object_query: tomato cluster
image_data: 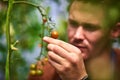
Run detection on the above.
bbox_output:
[29,63,43,76]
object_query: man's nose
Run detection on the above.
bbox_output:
[74,26,85,40]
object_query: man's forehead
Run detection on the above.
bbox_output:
[69,1,110,29]
[69,0,120,29]
[69,1,105,20]
[70,1,104,12]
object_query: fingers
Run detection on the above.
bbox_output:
[48,44,78,64]
[48,51,64,64]
[48,51,62,70]
[48,51,73,73]
[43,36,81,54]
[47,44,69,58]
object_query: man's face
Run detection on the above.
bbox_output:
[68,2,112,60]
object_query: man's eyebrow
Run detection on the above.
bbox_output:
[83,23,99,27]
[68,19,79,25]
[68,18,101,28]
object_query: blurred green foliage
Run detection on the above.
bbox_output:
[0,0,48,80]
[0,0,70,80]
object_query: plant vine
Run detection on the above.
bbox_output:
[5,0,57,80]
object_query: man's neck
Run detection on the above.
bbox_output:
[85,49,114,80]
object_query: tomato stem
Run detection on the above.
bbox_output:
[13,1,38,7]
[13,1,46,16]
[5,0,46,79]
[5,0,14,80]
[13,1,48,60]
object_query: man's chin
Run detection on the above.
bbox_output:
[82,53,88,60]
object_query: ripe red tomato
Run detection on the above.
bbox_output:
[51,30,58,39]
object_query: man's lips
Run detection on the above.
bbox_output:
[73,45,87,52]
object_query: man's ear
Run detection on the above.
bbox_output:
[111,22,120,38]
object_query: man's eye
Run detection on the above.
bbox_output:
[69,21,79,28]
[83,24,99,31]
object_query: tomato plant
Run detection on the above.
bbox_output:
[5,0,58,79]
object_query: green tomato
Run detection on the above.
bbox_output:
[30,70,36,75]
[30,63,36,70]
[36,69,43,76]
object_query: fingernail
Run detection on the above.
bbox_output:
[43,36,48,40]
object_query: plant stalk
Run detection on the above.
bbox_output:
[5,0,14,80]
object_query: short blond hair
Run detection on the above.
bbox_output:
[68,0,120,26]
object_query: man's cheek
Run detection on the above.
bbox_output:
[68,31,75,39]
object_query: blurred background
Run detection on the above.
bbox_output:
[0,0,71,80]
[0,0,120,80]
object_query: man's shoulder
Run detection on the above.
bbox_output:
[113,48,120,62]
[113,48,120,56]
[113,48,120,78]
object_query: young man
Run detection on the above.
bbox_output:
[29,0,120,80]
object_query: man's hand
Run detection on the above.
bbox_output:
[43,36,88,80]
